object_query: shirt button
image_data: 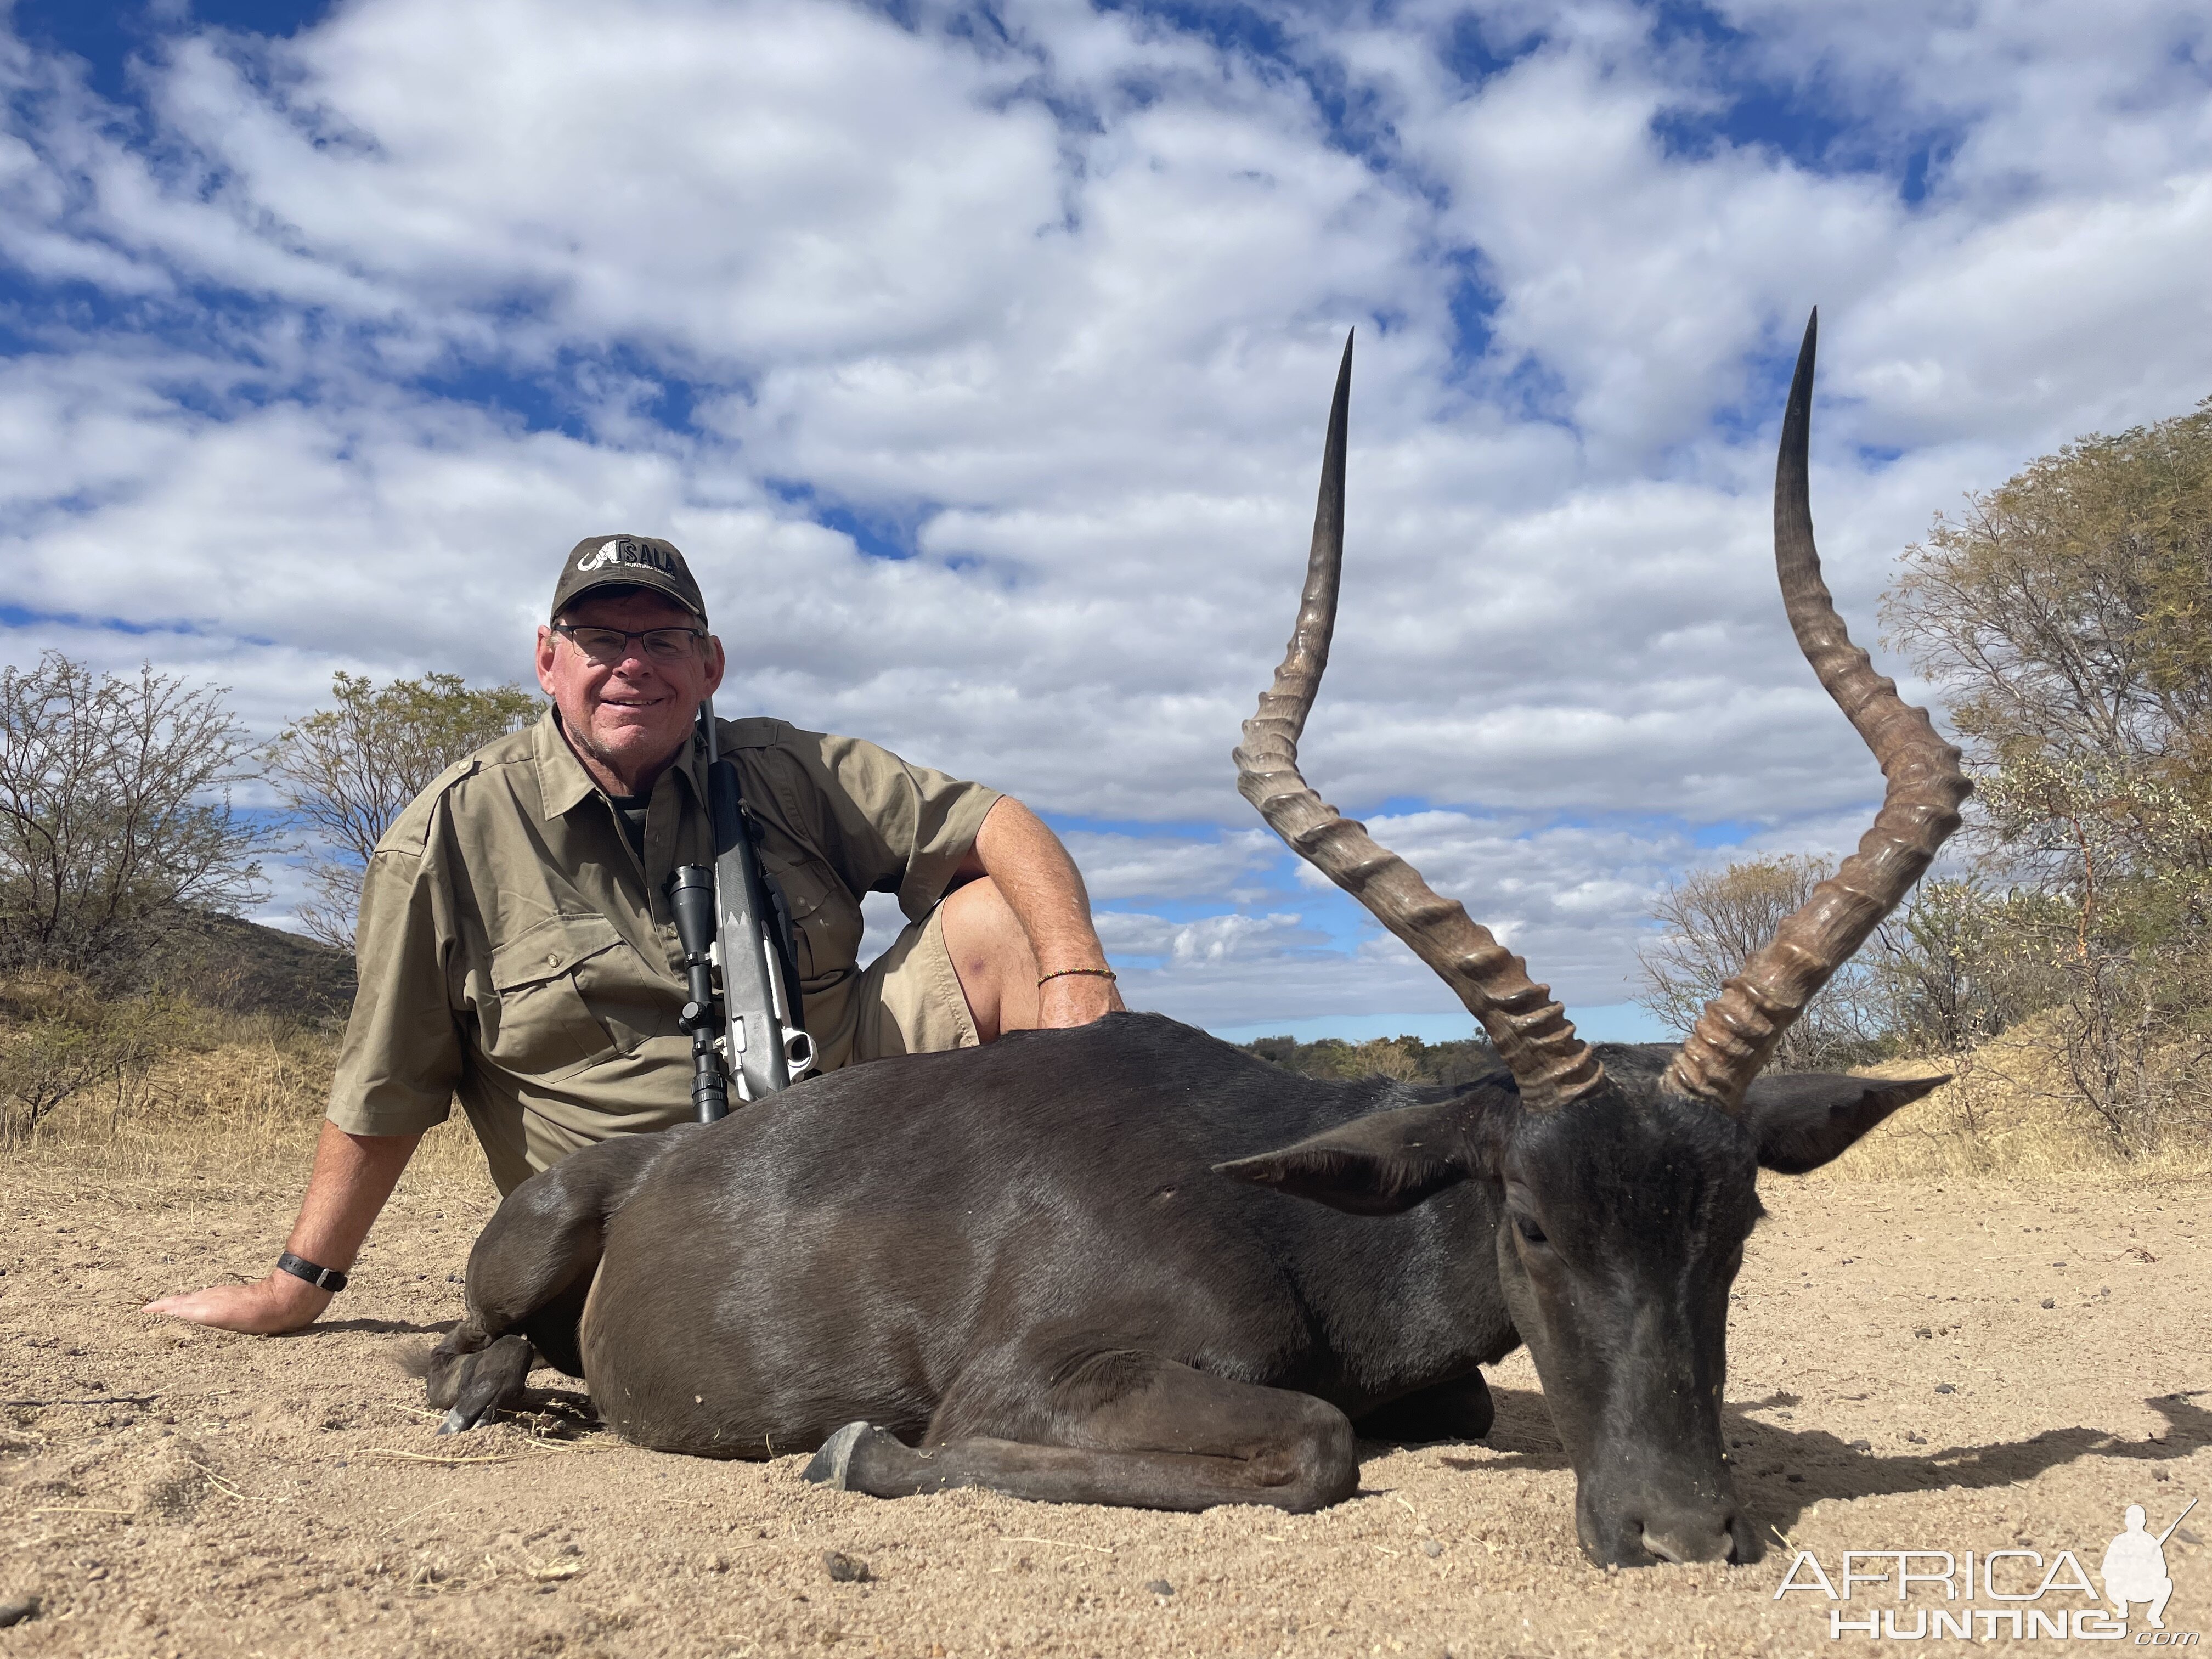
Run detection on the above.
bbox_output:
[547,952,560,966]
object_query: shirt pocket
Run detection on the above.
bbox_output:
[761,854,862,988]
[485,913,630,1081]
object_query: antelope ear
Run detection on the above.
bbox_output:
[1742,1073,1949,1175]
[1215,1101,1477,1216]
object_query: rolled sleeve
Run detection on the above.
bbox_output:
[325,844,463,1137]
[804,733,1001,921]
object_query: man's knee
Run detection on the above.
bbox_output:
[939,878,1038,1040]
[941,879,1029,971]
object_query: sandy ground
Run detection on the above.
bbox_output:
[2,1163,2205,1658]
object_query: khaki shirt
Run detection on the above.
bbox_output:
[326,710,999,1189]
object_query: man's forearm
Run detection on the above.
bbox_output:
[955,797,1124,1030]
[287,1121,425,1267]
[965,798,1110,972]
[144,1121,422,1334]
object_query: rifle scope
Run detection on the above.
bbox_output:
[667,863,730,1122]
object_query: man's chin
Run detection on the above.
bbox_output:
[580,718,689,773]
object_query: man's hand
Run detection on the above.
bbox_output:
[142,1122,422,1337]
[1037,969,1125,1030]
[143,1273,331,1335]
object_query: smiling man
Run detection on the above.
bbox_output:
[148,534,1122,1334]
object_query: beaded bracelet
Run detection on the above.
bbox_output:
[1037,967,1118,987]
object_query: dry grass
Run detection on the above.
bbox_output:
[8,990,2207,1192]
[1819,1015,2212,1182]
[1,995,493,1197]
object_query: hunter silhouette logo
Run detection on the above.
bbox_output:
[577,537,674,574]
[2104,1500,2194,1631]
[1776,1497,2199,1643]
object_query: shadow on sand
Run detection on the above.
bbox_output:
[1411,1383,2207,1538]
[275,1316,454,1337]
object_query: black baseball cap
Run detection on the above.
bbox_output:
[551,534,707,621]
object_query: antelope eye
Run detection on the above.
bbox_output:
[1514,1215,1548,1246]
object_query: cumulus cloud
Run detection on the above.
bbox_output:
[3,0,2206,1029]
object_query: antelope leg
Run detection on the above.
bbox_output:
[805,1352,1356,1514]
[427,1132,678,1425]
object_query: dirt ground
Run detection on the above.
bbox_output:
[2,1162,2205,1658]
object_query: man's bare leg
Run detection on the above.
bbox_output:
[939,876,1040,1041]
[939,799,1123,1039]
[142,1121,422,1334]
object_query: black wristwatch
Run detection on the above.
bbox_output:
[275,1251,348,1293]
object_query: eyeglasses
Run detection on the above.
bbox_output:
[551,624,706,664]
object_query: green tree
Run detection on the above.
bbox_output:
[0,653,273,981]
[267,672,539,949]
[1881,396,2212,1152]
[1867,878,2055,1057]
[1883,397,2212,782]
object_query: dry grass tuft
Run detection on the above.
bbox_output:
[1820,1015,2212,1182]
[12,983,2208,1191]
[2,983,490,1197]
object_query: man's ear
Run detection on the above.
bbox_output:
[1742,1072,1949,1175]
[1214,1100,1480,1216]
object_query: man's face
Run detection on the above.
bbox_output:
[535,588,725,791]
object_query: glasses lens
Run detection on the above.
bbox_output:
[565,627,627,661]
[642,629,699,659]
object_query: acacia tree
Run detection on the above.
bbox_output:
[1880,397,2212,1151]
[0,653,273,981]
[1883,397,2212,778]
[267,672,539,948]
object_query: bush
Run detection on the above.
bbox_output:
[0,972,200,1147]
[1240,1033,1499,1085]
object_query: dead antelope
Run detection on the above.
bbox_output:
[428,312,1963,1565]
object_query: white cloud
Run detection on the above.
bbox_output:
[1057,828,1280,900]
[2,0,2207,1028]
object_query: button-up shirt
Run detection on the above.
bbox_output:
[326,709,999,1190]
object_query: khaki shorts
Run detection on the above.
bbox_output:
[805,904,980,1073]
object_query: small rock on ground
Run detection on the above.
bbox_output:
[822,1551,872,1584]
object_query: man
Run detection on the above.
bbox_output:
[148,534,1122,1334]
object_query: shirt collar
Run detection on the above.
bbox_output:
[533,707,708,821]
[533,709,597,821]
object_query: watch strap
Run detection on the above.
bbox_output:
[275,1251,348,1293]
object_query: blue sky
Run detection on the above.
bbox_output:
[4,0,2209,1041]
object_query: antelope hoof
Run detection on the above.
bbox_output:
[803,1421,881,1489]
[435,1331,532,1434]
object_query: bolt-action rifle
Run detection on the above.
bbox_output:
[665,699,815,1120]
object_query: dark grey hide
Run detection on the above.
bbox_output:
[428,1012,1938,1565]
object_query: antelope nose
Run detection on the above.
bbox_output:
[1639,1518,1739,1565]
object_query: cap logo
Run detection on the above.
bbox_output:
[577,537,676,575]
